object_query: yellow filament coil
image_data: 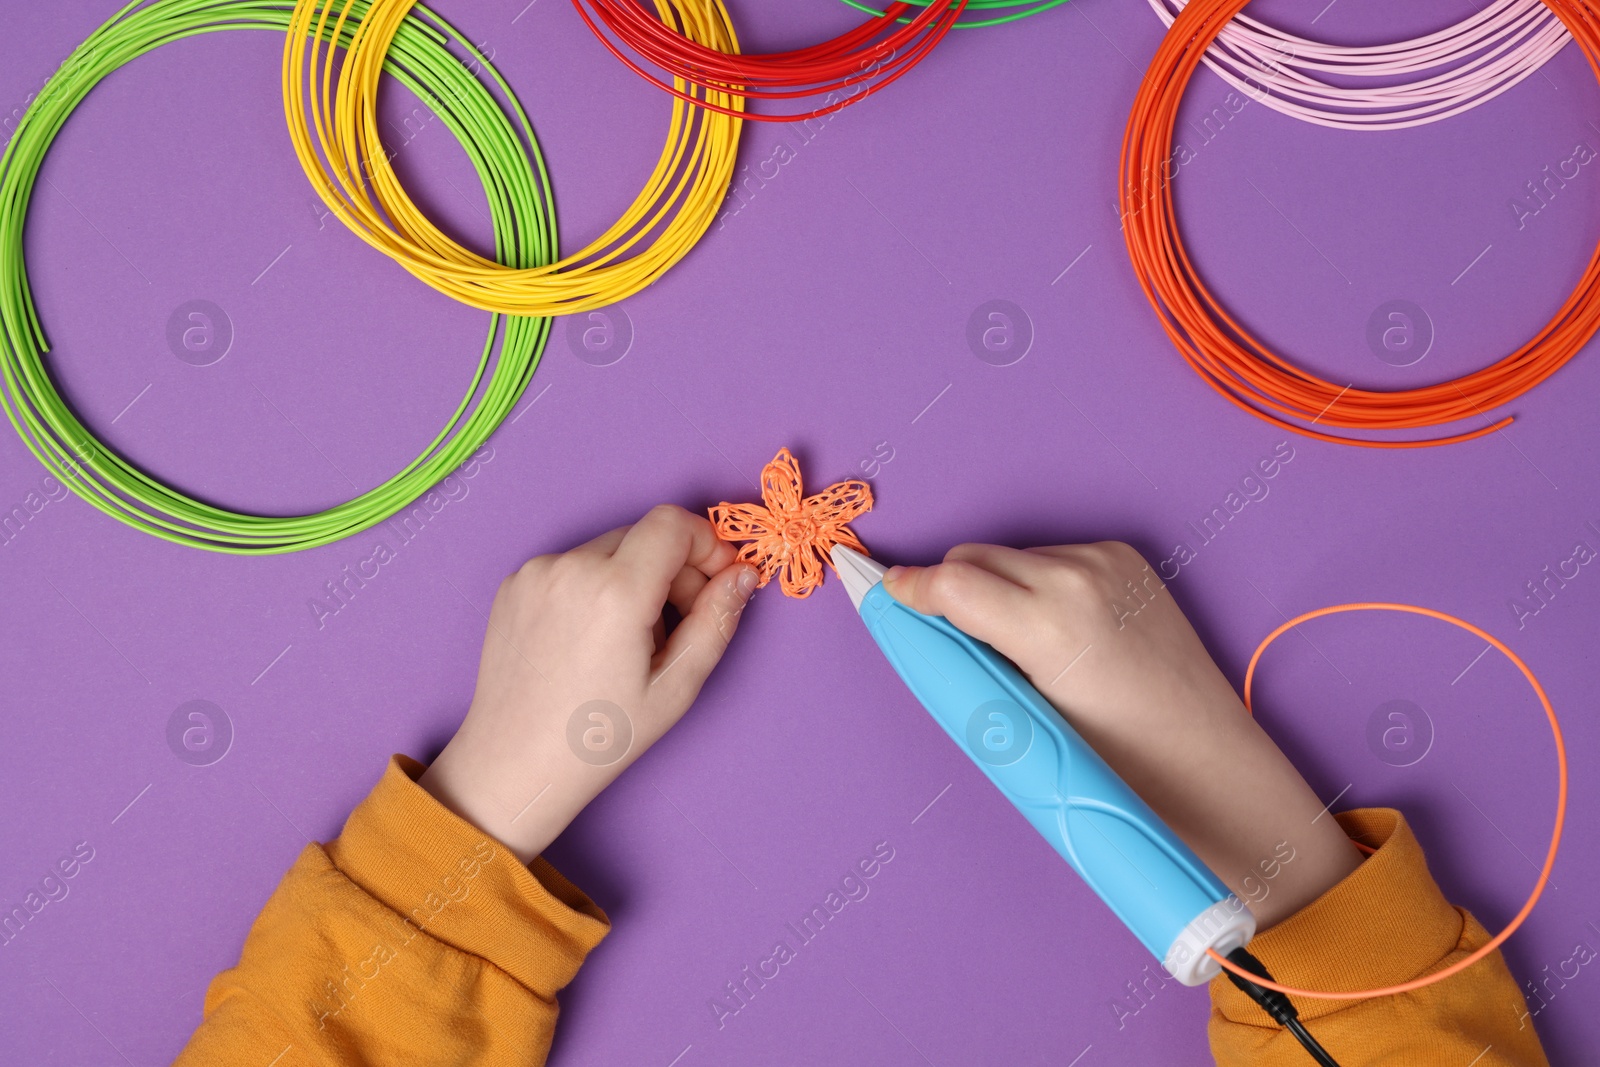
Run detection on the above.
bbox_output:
[283,0,744,316]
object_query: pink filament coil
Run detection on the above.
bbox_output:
[1145,0,1570,130]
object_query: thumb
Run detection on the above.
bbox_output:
[881,559,1032,652]
[647,562,759,711]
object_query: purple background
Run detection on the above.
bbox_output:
[2,0,1596,1063]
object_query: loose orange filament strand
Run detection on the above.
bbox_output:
[1212,602,1567,1001]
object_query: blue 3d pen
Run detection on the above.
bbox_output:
[830,544,1253,984]
[830,546,1344,1065]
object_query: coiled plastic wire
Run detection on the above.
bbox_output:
[284,0,743,314]
[0,0,556,552]
[1144,0,1569,131]
[1122,0,1600,447]
[836,0,1070,30]
[574,0,965,120]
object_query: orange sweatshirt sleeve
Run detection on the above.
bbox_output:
[1209,808,1547,1066]
[174,756,610,1067]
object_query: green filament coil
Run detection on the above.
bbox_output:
[0,0,555,552]
[836,0,1072,28]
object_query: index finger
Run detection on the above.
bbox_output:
[881,558,1032,647]
[612,504,737,597]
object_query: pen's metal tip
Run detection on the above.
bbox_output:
[831,545,886,613]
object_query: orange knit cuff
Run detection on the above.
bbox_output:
[325,755,611,1001]
[1210,808,1465,1024]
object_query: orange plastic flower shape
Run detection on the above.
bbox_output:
[709,448,873,598]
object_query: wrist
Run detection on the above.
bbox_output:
[1062,683,1362,929]
[418,730,605,866]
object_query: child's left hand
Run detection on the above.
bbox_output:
[419,504,760,864]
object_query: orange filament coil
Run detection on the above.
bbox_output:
[283,0,744,316]
[1121,0,1600,447]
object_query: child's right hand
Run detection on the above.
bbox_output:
[883,541,1362,928]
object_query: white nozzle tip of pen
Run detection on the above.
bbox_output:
[830,545,886,612]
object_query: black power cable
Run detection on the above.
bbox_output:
[1222,948,1341,1067]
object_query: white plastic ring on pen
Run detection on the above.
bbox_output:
[1145,0,1570,130]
